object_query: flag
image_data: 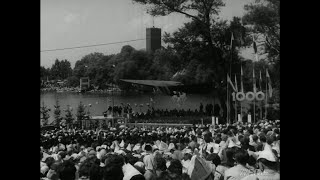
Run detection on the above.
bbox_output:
[230,32,234,50]
[253,68,256,93]
[234,74,238,92]
[266,70,273,97]
[253,35,259,61]
[240,65,244,92]
[259,70,262,91]
[227,74,236,92]
[253,39,257,54]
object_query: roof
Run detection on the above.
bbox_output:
[91,116,107,120]
[119,79,183,87]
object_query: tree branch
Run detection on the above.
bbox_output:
[265,36,280,53]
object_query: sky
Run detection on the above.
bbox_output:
[41,0,255,68]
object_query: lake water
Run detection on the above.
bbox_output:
[40,92,221,123]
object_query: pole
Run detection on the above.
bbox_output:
[240,62,243,122]
[253,100,256,123]
[226,76,229,124]
[112,82,114,127]
[260,100,262,120]
[229,35,233,124]
[265,68,268,119]
[253,62,255,124]
[234,95,237,121]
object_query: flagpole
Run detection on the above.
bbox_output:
[229,33,233,124]
[253,64,255,124]
[235,93,237,122]
[259,71,263,120]
[252,34,257,124]
[240,62,243,123]
[226,74,229,124]
[265,68,268,119]
[234,74,237,121]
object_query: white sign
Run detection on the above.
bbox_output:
[248,114,252,123]
[216,118,219,125]
[212,116,215,125]
[238,114,242,122]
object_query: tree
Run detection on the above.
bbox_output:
[150,48,183,80]
[242,0,280,103]
[64,105,74,128]
[40,102,50,126]
[242,0,280,63]
[76,102,86,127]
[40,66,50,80]
[53,100,62,126]
[66,76,79,87]
[132,0,247,121]
[50,59,72,80]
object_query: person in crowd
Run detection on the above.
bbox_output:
[59,159,77,180]
[153,156,167,179]
[224,148,253,180]
[241,149,279,180]
[144,144,155,180]
[249,134,259,151]
[46,162,60,180]
[103,154,125,180]
[167,159,183,179]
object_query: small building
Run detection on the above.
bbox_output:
[80,77,90,91]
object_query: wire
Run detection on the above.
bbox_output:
[41,38,146,52]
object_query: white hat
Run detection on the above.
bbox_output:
[132,144,141,151]
[257,150,277,162]
[141,143,146,151]
[119,140,125,148]
[213,144,220,154]
[183,148,192,154]
[122,163,141,180]
[228,139,240,148]
[96,146,101,152]
[115,150,126,155]
[126,144,132,151]
[134,161,145,169]
[168,143,175,151]
[159,142,168,151]
[41,165,49,174]
[155,140,161,147]
[133,154,142,158]
[152,144,159,150]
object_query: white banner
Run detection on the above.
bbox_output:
[212,116,215,125]
[248,114,252,123]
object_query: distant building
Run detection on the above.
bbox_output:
[80,77,90,91]
[146,28,161,53]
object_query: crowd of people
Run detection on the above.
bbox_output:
[103,103,220,119]
[40,119,280,180]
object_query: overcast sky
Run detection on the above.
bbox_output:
[41,0,255,68]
